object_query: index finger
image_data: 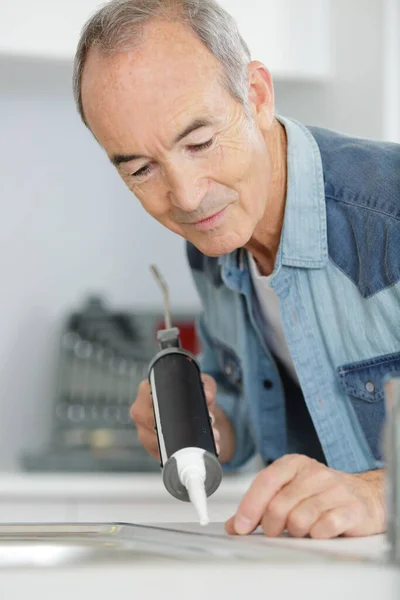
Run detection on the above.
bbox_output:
[229,456,304,535]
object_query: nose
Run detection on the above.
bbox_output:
[166,166,207,212]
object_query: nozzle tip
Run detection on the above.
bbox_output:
[184,471,210,527]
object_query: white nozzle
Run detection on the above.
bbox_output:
[174,448,210,526]
[184,471,209,526]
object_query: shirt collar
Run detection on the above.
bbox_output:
[276,115,328,269]
[218,115,328,290]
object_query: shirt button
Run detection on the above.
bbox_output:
[263,379,273,390]
[365,381,375,393]
[225,364,233,376]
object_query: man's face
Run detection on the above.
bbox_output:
[81,20,273,257]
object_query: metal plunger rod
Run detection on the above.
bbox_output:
[150,265,172,330]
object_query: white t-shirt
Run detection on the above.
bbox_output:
[248,251,299,384]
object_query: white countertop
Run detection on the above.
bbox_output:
[0,472,394,575]
[0,561,398,600]
[158,522,390,562]
[0,473,391,562]
[0,523,398,600]
[0,476,397,598]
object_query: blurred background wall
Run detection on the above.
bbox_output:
[0,0,399,469]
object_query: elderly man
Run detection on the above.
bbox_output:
[73,0,400,539]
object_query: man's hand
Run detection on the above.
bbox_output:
[130,374,222,461]
[225,454,385,539]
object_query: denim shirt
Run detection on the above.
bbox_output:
[187,116,400,474]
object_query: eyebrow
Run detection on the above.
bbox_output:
[110,118,213,166]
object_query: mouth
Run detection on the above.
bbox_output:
[191,206,228,231]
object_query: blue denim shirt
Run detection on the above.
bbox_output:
[187,116,400,474]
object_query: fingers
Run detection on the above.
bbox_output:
[130,380,155,429]
[225,455,375,539]
[260,463,339,537]
[137,427,160,461]
[202,373,217,408]
[212,424,220,455]
[264,483,354,538]
[310,503,364,539]
[130,379,159,461]
[230,455,305,535]
[225,516,236,535]
[201,375,220,453]
[212,425,220,442]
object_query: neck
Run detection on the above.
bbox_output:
[244,119,287,276]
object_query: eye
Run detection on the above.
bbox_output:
[131,164,152,179]
[188,138,214,152]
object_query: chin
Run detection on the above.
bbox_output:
[190,229,250,258]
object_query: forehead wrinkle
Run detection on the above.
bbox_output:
[86,65,220,152]
[125,86,221,160]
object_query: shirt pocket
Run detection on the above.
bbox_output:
[337,352,400,460]
[211,338,243,394]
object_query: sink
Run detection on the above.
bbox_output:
[0,522,392,569]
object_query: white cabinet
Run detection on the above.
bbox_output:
[0,0,99,60]
[0,0,331,80]
[218,0,331,80]
[382,0,400,142]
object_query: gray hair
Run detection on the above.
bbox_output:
[73,0,252,127]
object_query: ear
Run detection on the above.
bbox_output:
[247,62,275,130]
